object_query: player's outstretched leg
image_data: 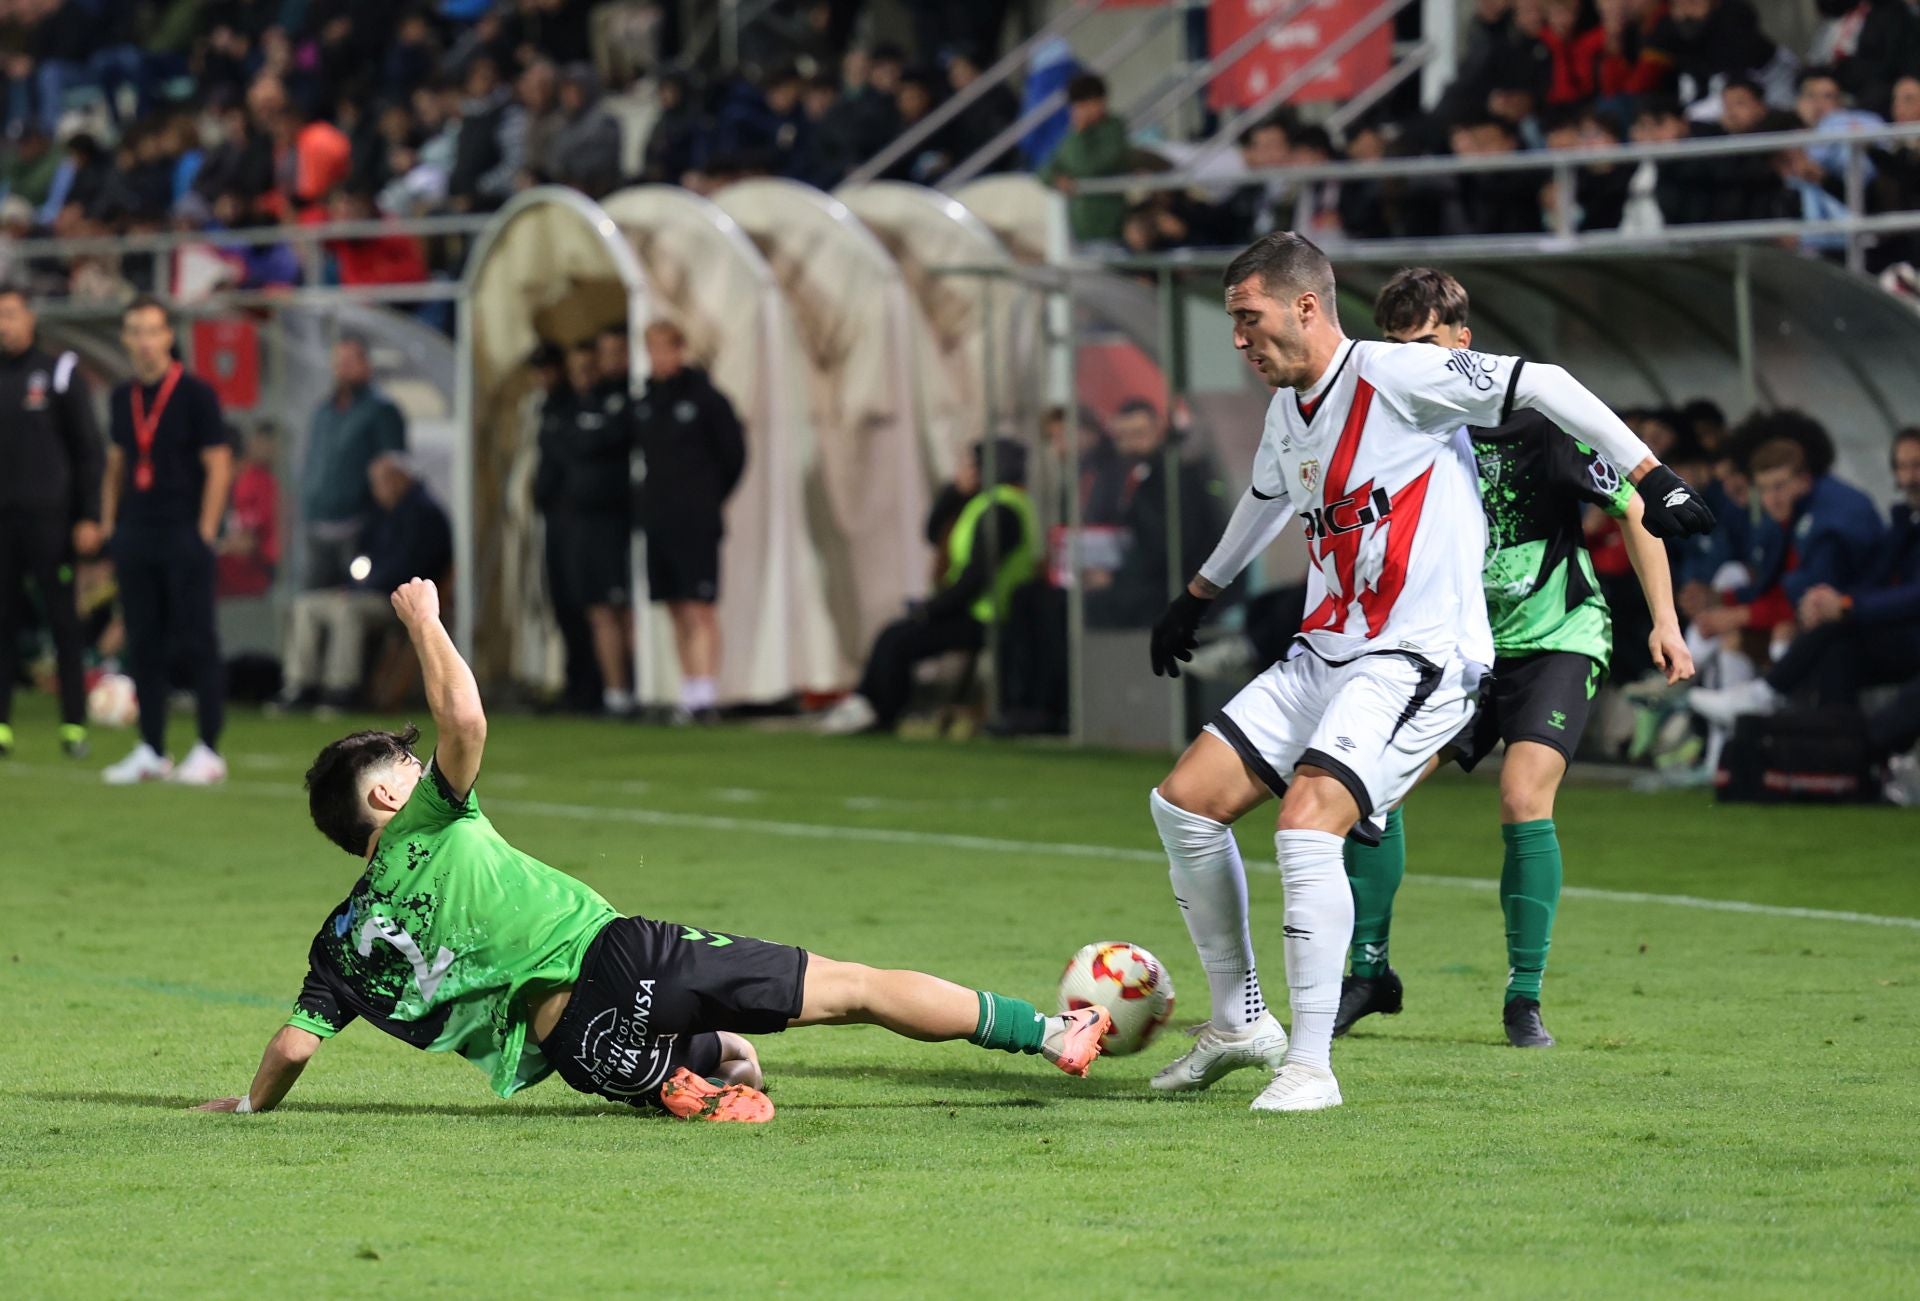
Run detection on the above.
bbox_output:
[1251,769,1356,1113]
[1147,736,1289,1093]
[791,956,1112,1077]
[1499,742,1565,1048]
[1336,805,1406,1037]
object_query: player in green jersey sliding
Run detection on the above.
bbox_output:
[1334,269,1695,1048]
[196,577,1109,1124]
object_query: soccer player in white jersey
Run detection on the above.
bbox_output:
[1142,233,1715,1112]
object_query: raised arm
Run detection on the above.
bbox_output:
[1620,495,1694,685]
[195,1025,321,1114]
[390,577,486,798]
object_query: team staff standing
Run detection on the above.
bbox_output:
[634,321,745,724]
[0,287,103,759]
[98,296,234,786]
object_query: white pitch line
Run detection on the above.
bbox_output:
[11,763,1920,931]
[490,796,1920,933]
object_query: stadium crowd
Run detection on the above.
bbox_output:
[0,0,1917,303]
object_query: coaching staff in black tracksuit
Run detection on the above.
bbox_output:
[634,321,744,723]
[99,296,233,787]
[536,339,638,716]
[0,286,103,760]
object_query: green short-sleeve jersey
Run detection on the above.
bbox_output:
[1473,411,1635,666]
[287,758,618,1097]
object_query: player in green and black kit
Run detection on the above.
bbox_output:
[196,578,1110,1123]
[1332,269,1695,1047]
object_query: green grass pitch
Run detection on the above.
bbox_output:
[3,700,1918,1296]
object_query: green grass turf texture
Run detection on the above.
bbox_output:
[3,700,1917,1298]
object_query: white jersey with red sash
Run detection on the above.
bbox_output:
[1247,338,1507,669]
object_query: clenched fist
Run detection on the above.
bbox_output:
[391,577,442,627]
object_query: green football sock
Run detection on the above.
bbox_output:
[1501,820,1562,1004]
[59,723,85,744]
[0,722,13,750]
[968,991,1047,1055]
[1345,806,1406,978]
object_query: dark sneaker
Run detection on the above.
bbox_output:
[1503,997,1555,1048]
[1333,967,1404,1037]
[694,707,722,726]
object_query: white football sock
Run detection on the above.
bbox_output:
[680,677,717,710]
[603,688,633,713]
[1151,789,1266,1030]
[1275,828,1353,1071]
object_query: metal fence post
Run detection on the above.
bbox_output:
[1843,138,1867,277]
[1552,161,1577,239]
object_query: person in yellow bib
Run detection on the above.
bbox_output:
[818,439,1039,735]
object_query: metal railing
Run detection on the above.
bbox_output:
[1072,119,1920,274]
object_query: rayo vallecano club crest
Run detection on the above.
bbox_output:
[1300,457,1321,494]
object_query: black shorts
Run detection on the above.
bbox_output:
[645,529,720,604]
[557,514,632,608]
[541,915,808,1109]
[1450,650,1603,772]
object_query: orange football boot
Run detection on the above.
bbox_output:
[1043,1005,1113,1078]
[658,1067,775,1123]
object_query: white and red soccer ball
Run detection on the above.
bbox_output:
[86,672,138,727]
[1058,941,1175,1056]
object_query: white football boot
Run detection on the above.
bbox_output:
[102,743,172,785]
[815,693,879,736]
[168,743,228,786]
[1150,1011,1289,1092]
[1250,1061,1344,1113]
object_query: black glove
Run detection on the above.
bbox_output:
[1635,464,1716,540]
[1150,589,1212,678]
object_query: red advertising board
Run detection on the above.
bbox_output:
[1208,0,1393,109]
[192,317,261,410]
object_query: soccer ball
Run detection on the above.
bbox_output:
[86,673,138,728]
[1058,941,1175,1056]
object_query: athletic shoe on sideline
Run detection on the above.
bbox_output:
[1333,968,1404,1038]
[1503,997,1556,1048]
[1250,1061,1343,1113]
[1042,1005,1112,1077]
[169,743,228,786]
[1150,1011,1289,1091]
[102,743,172,785]
[815,693,879,736]
[658,1068,774,1123]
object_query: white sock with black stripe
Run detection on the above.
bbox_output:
[1151,789,1267,1030]
[1275,828,1354,1071]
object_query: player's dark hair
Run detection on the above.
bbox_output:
[122,293,170,326]
[1222,231,1337,317]
[1797,65,1841,93]
[1373,266,1470,335]
[1730,408,1835,477]
[1749,437,1809,478]
[1723,76,1764,102]
[305,725,421,856]
[1066,73,1108,105]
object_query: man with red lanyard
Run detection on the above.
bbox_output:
[97,296,234,785]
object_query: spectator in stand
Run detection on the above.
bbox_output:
[1796,65,1886,184]
[384,11,443,102]
[300,333,407,590]
[643,72,704,185]
[1719,76,1770,134]
[208,189,304,289]
[1767,112,1853,254]
[517,59,564,175]
[193,104,272,211]
[1869,75,1920,268]
[1218,115,1293,240]
[325,186,430,287]
[1041,74,1129,247]
[1641,0,1787,108]
[1438,0,1554,136]
[887,67,948,181]
[273,452,451,714]
[547,64,624,196]
[253,75,353,222]
[1488,67,1547,150]
[1691,428,1920,740]
[446,54,525,212]
[38,129,109,228]
[1042,403,1127,526]
[1449,117,1546,234]
[1541,106,1631,230]
[1282,125,1344,239]
[815,47,902,185]
[1625,94,1719,226]
[1843,0,1920,112]
[944,48,1020,175]
[216,422,281,600]
[98,296,232,787]
[634,320,745,724]
[1338,121,1392,239]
